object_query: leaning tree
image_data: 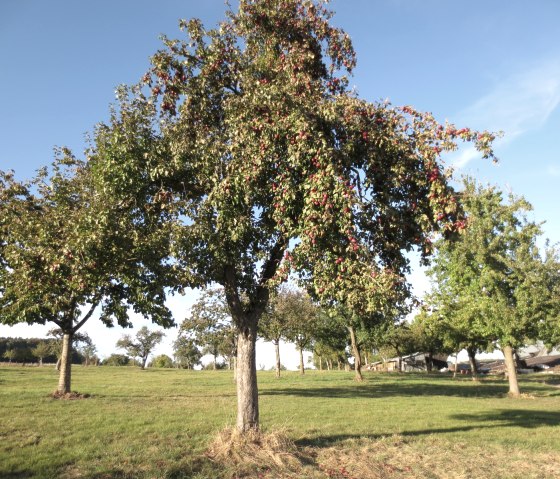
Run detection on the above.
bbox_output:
[0,155,174,394]
[90,0,495,431]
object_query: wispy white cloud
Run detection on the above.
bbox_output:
[450,58,560,168]
[451,146,482,169]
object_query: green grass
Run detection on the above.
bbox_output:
[2,366,560,478]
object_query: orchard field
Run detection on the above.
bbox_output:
[2,366,560,478]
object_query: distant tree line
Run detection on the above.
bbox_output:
[0,337,86,365]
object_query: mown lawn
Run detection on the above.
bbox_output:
[1,366,560,478]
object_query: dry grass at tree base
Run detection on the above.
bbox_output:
[206,428,304,475]
[50,390,91,400]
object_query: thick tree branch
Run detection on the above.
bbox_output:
[249,238,287,322]
[224,264,245,324]
[51,317,63,328]
[72,299,100,334]
[259,238,287,288]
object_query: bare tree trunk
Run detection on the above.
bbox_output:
[467,346,479,381]
[57,332,73,394]
[236,322,259,432]
[319,356,323,371]
[503,345,520,397]
[426,352,433,372]
[453,353,459,379]
[347,325,363,381]
[298,346,305,375]
[274,340,281,378]
[55,357,61,371]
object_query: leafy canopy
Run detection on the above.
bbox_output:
[90,0,497,320]
[117,326,165,367]
[426,178,557,349]
[0,155,173,334]
[179,288,237,364]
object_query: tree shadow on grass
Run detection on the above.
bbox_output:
[296,408,560,448]
[93,392,236,400]
[0,470,33,479]
[261,375,560,400]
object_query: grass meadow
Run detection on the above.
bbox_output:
[2,366,560,478]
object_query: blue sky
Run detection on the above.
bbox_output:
[1,1,559,365]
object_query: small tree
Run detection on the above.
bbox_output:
[3,349,17,364]
[117,326,165,369]
[150,354,174,368]
[409,310,455,373]
[312,310,350,371]
[179,288,234,370]
[374,321,417,372]
[259,286,296,378]
[31,341,53,367]
[80,343,98,367]
[173,335,202,369]
[281,289,319,375]
[102,354,131,366]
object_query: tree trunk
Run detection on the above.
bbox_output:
[453,353,459,379]
[236,322,259,432]
[39,358,43,367]
[299,346,305,375]
[274,340,281,378]
[319,356,323,371]
[55,357,61,371]
[467,346,479,381]
[426,352,433,372]
[57,332,73,394]
[141,356,148,369]
[503,345,520,397]
[347,325,363,381]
